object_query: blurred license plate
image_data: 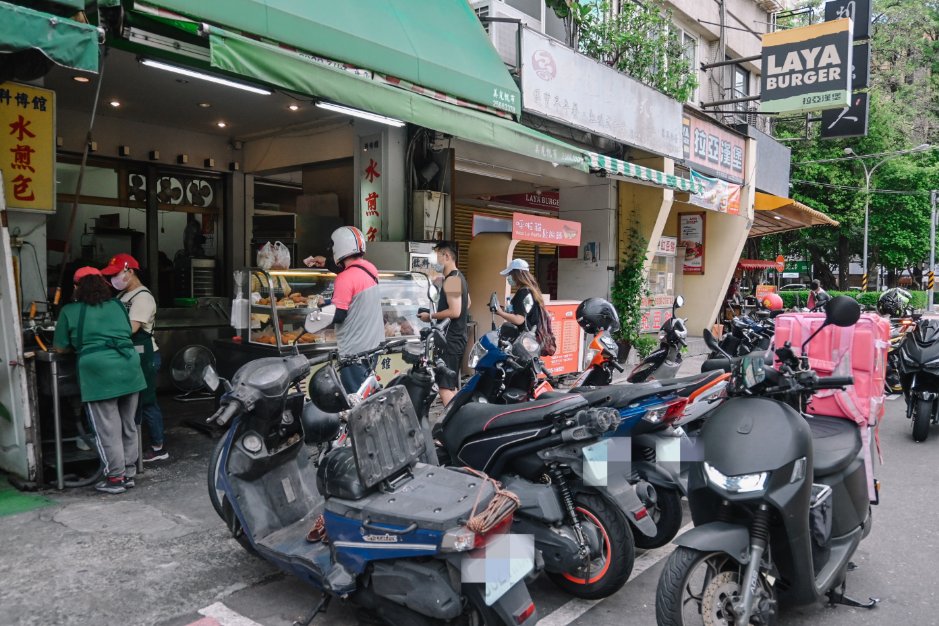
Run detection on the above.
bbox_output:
[479,535,535,605]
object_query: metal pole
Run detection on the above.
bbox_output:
[51,358,63,490]
[931,189,938,312]
[862,166,870,291]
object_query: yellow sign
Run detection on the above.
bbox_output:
[0,82,55,212]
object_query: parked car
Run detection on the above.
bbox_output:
[779,283,807,291]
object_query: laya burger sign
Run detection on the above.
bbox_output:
[759,18,853,115]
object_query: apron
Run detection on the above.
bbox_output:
[75,300,147,400]
[122,289,158,406]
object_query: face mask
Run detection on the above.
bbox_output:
[429,252,444,273]
[506,276,515,288]
[111,270,130,291]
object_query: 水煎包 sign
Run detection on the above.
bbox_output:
[0,82,55,212]
[358,134,382,242]
[759,18,853,115]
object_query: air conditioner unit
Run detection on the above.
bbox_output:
[471,0,542,67]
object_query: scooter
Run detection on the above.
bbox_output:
[655,296,879,626]
[898,316,939,442]
[627,296,688,383]
[205,331,537,625]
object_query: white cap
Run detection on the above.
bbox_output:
[500,258,529,276]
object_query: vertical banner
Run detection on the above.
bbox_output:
[359,133,382,242]
[0,82,55,212]
[680,212,706,275]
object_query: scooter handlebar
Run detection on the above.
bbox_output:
[209,401,240,426]
[816,375,854,389]
[611,360,625,373]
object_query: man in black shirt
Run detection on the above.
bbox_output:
[418,241,468,405]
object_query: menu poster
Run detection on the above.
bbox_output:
[541,302,583,375]
[680,212,706,275]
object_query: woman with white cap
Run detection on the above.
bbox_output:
[493,258,544,332]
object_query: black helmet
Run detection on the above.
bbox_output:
[300,401,341,444]
[308,364,350,413]
[576,298,621,334]
[877,288,911,317]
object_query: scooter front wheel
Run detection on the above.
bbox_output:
[912,398,933,442]
[655,547,777,626]
[547,493,635,599]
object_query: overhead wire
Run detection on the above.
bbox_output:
[790,179,933,195]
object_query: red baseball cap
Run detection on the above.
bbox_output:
[73,266,102,283]
[101,253,140,276]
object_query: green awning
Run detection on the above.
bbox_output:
[0,1,99,73]
[137,0,520,117]
[209,29,586,171]
[587,153,702,193]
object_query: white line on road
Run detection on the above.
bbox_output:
[198,602,265,626]
[537,522,694,626]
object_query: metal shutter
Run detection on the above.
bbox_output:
[452,204,555,277]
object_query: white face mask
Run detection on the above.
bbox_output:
[429,251,444,273]
[111,270,130,291]
[506,275,515,288]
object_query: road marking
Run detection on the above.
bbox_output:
[537,522,694,626]
[197,602,264,626]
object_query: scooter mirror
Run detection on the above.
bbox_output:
[675,295,685,309]
[825,295,861,328]
[202,364,220,392]
[703,328,720,352]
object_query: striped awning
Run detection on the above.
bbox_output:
[587,153,704,193]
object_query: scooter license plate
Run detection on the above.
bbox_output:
[465,534,535,606]
[583,439,610,487]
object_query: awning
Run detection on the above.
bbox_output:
[587,153,703,194]
[750,191,839,237]
[135,0,520,117]
[208,28,587,171]
[0,1,99,73]
[737,260,779,270]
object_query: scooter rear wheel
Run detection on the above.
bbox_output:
[633,486,683,550]
[912,398,933,442]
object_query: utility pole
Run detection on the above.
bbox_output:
[931,189,938,312]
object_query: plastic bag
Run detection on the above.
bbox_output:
[257,241,275,270]
[272,241,291,269]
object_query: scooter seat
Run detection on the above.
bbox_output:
[657,370,725,397]
[806,414,861,477]
[572,381,666,407]
[441,394,587,452]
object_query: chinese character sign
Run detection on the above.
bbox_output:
[0,82,55,212]
[681,114,746,184]
[511,212,581,246]
[359,134,382,242]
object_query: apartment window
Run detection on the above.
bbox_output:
[732,64,750,122]
[680,29,697,102]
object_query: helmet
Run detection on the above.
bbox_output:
[576,298,621,334]
[308,364,350,413]
[331,226,366,264]
[877,288,911,317]
[300,401,341,445]
[761,293,783,311]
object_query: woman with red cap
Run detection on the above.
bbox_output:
[54,267,145,494]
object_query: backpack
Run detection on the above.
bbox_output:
[536,304,557,357]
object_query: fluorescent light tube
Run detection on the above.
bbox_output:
[315,101,405,127]
[140,59,272,95]
[455,163,513,181]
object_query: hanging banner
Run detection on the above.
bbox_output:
[759,18,853,115]
[679,212,706,275]
[0,82,55,212]
[688,171,741,215]
[358,133,382,242]
[512,212,581,246]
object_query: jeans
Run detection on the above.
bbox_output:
[136,351,165,447]
[339,362,368,395]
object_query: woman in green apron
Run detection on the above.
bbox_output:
[54,267,146,494]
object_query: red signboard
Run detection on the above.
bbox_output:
[484,191,560,212]
[640,308,673,333]
[541,302,583,375]
[512,212,581,246]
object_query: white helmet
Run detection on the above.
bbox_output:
[331,226,366,264]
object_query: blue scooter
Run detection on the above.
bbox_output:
[205,344,537,626]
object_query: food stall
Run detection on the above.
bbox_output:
[213,267,435,383]
[640,236,680,333]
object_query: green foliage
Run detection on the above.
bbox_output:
[545,0,697,101]
[610,225,649,347]
[775,290,927,310]
[633,335,660,359]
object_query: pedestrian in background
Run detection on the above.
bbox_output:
[418,241,468,406]
[54,267,146,494]
[493,258,543,332]
[101,253,167,463]
[808,279,830,311]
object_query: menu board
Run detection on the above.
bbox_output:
[680,212,706,275]
[541,301,584,375]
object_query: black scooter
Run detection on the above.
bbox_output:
[898,317,939,441]
[628,296,688,383]
[655,296,879,626]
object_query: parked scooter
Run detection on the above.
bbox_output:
[898,316,939,442]
[628,296,688,383]
[205,330,537,624]
[655,296,879,626]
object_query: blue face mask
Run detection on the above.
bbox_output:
[506,276,515,288]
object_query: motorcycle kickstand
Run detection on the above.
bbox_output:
[826,580,879,610]
[294,595,330,626]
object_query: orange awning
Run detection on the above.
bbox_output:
[750,192,839,237]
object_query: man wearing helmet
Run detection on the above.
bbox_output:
[306,226,383,391]
[807,280,830,311]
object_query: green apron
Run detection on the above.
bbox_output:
[121,289,158,406]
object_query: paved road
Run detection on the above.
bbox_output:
[3,385,937,625]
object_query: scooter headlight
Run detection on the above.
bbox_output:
[704,462,768,494]
[583,348,598,369]
[467,342,488,369]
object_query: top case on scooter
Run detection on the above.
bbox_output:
[773,312,889,427]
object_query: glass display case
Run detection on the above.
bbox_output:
[640,237,678,333]
[237,267,434,350]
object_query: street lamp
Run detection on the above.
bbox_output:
[843,144,932,291]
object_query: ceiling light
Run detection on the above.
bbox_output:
[315,101,405,127]
[140,58,272,96]
[73,76,91,83]
[198,102,212,108]
[288,104,300,111]
[773,215,783,220]
[217,121,227,128]
[109,100,121,108]
[455,163,513,181]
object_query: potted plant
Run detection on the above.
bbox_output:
[610,226,650,363]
